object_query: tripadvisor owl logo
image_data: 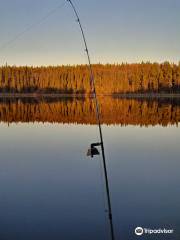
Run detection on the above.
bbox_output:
[134,226,174,236]
[135,227,143,236]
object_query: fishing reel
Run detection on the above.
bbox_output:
[87,142,101,158]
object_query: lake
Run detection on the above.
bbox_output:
[0,96,180,240]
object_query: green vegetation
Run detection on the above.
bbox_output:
[0,62,180,94]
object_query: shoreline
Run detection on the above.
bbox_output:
[112,93,180,98]
[0,93,180,98]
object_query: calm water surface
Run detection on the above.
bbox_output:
[0,97,180,240]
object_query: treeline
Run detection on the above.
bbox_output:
[0,62,180,94]
[0,97,180,126]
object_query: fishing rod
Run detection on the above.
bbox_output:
[66,1,115,240]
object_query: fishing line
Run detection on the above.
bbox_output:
[0,1,66,51]
[1,1,116,239]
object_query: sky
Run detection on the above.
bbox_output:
[0,0,180,66]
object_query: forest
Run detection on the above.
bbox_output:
[0,62,180,94]
[0,97,180,126]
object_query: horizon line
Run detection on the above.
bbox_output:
[1,60,180,68]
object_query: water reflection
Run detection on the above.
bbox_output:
[0,97,180,240]
[0,96,180,126]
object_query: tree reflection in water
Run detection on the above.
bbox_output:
[0,97,180,126]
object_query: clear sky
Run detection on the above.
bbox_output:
[0,0,180,66]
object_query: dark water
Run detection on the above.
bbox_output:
[0,97,180,240]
